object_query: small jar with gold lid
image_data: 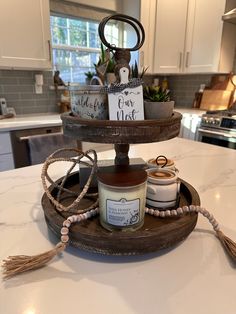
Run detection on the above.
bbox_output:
[97,166,147,232]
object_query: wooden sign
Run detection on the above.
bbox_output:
[108,67,144,121]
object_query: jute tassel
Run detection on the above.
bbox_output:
[216,230,236,261]
[2,242,66,279]
[145,205,236,263]
[2,207,99,279]
[2,148,99,280]
[196,206,236,263]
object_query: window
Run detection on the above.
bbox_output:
[50,15,119,84]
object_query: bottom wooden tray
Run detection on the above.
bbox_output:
[41,172,200,255]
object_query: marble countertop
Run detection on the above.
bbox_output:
[175,107,206,116]
[1,138,236,314]
[0,113,62,131]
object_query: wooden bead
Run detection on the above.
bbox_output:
[177,207,183,215]
[189,205,196,212]
[160,211,165,218]
[149,209,155,215]
[182,206,189,213]
[63,220,71,228]
[86,211,92,218]
[68,216,74,223]
[208,214,213,221]
[61,227,69,235]
[61,235,69,243]
[72,215,78,222]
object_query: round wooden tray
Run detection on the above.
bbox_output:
[61,111,182,144]
[41,172,200,255]
[61,112,182,165]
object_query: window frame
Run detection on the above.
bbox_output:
[50,13,120,84]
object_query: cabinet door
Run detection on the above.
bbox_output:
[0,0,52,70]
[0,154,14,172]
[153,0,188,73]
[184,0,226,73]
[139,0,157,73]
[0,132,12,154]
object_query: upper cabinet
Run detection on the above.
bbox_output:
[140,0,236,74]
[139,0,157,74]
[0,0,52,70]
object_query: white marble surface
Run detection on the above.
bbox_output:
[175,107,206,116]
[0,113,61,131]
[1,138,236,314]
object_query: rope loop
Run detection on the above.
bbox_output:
[41,148,98,213]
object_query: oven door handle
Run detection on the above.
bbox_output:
[197,128,236,139]
[18,132,62,142]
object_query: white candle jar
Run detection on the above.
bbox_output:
[146,168,180,209]
[97,166,147,231]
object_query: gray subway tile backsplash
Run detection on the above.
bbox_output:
[0,70,59,114]
[0,48,236,116]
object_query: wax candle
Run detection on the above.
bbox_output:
[97,166,147,231]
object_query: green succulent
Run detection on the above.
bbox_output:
[84,71,96,80]
[143,85,170,102]
[131,60,148,79]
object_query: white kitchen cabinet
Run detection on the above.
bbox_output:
[153,0,188,74]
[0,0,52,70]
[139,0,157,73]
[0,132,14,171]
[140,0,236,74]
[154,0,227,74]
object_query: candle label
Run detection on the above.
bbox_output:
[106,198,140,226]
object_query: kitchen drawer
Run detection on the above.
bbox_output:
[0,153,14,171]
[0,132,12,154]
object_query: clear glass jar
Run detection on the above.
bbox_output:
[97,166,147,232]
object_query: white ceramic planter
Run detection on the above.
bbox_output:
[144,100,174,119]
[70,85,108,120]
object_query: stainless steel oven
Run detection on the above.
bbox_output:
[196,110,236,150]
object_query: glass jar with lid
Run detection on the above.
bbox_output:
[97,166,147,232]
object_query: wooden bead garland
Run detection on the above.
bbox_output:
[145,205,219,232]
[2,200,236,279]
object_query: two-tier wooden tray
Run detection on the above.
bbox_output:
[41,111,200,255]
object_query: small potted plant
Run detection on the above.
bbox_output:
[95,43,116,85]
[84,71,96,85]
[143,85,174,119]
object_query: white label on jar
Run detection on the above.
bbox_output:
[106,198,140,226]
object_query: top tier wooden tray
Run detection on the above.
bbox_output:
[61,111,182,144]
[61,112,182,165]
